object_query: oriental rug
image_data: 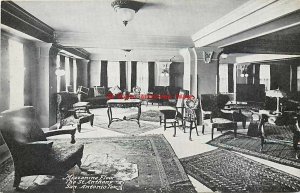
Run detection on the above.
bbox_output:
[0,135,195,193]
[126,110,163,122]
[180,149,300,193]
[93,116,160,135]
[208,131,300,169]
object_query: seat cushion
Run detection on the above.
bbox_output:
[46,143,84,173]
[211,118,233,124]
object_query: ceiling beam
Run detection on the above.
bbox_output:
[54,31,194,49]
[192,0,300,47]
[1,1,54,43]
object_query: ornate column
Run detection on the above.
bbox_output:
[180,47,222,97]
[34,42,59,127]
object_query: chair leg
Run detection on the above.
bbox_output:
[77,124,81,133]
[234,124,237,138]
[13,172,21,188]
[189,122,192,141]
[173,121,176,137]
[242,120,246,129]
[77,160,82,168]
[183,120,186,133]
[211,127,214,140]
[71,133,76,144]
[195,121,199,136]
[159,116,162,125]
[164,118,167,131]
[90,115,94,126]
[202,125,205,134]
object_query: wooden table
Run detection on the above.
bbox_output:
[107,99,142,128]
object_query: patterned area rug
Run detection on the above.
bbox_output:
[126,110,163,122]
[0,135,195,193]
[93,115,160,135]
[208,131,300,168]
[180,149,300,192]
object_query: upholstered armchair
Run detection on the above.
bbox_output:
[57,92,94,132]
[200,94,238,139]
[0,106,84,188]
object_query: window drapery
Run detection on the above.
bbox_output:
[260,65,271,90]
[136,62,149,93]
[107,61,120,88]
[297,66,300,91]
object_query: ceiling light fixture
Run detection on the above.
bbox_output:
[111,0,140,26]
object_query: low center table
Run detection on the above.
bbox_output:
[107,99,142,127]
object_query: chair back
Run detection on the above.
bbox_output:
[200,94,230,117]
[57,92,78,120]
[184,97,199,121]
[0,106,46,159]
[176,89,189,108]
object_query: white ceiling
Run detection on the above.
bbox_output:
[15,0,249,61]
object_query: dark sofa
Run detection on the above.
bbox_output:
[77,86,108,108]
[147,86,182,106]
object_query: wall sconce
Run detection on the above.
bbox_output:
[240,65,248,78]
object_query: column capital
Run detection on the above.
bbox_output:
[193,47,223,64]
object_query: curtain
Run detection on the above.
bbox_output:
[65,57,70,89]
[107,61,120,87]
[131,61,137,90]
[228,64,234,93]
[297,66,300,91]
[119,61,126,90]
[136,62,149,93]
[219,64,228,93]
[73,59,77,92]
[148,62,155,92]
[60,55,66,91]
[253,63,260,85]
[69,58,74,88]
[100,60,107,87]
[260,65,271,90]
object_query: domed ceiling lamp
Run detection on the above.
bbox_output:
[111,0,141,26]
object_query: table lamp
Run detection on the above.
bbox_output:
[266,89,287,114]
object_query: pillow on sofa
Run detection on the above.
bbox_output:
[109,86,122,96]
[77,86,89,96]
[94,86,106,97]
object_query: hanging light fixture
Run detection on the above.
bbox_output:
[111,0,140,26]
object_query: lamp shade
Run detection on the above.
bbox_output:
[116,7,135,26]
[266,89,287,98]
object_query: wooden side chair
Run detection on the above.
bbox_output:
[183,97,200,140]
[159,89,189,137]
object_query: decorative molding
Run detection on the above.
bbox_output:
[1,1,54,43]
[54,31,194,49]
[54,44,90,60]
[214,11,300,48]
[192,0,300,47]
[111,0,142,12]
[202,51,214,63]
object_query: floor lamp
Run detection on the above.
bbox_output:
[266,89,287,114]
